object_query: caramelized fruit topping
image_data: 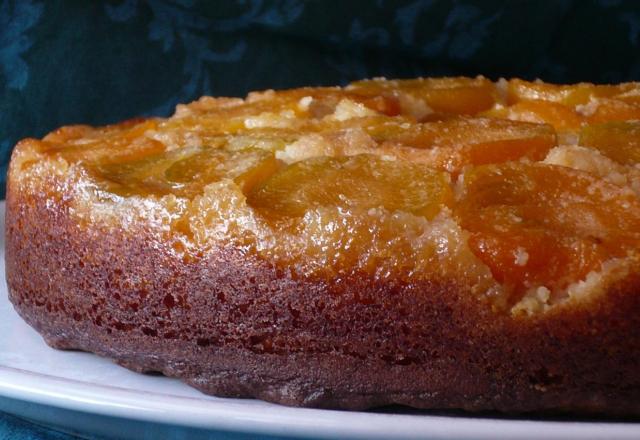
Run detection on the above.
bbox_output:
[490,79,640,130]
[457,163,640,302]
[349,76,496,116]
[247,154,452,220]
[370,117,555,162]
[92,146,279,197]
[30,76,640,313]
[579,121,640,165]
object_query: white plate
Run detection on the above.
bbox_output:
[0,201,639,440]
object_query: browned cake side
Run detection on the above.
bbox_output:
[7,187,640,413]
[6,77,640,414]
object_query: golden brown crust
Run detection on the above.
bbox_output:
[6,187,640,414]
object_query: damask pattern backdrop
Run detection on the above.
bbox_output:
[1,0,640,197]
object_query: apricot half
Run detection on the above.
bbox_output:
[93,147,278,197]
[247,154,452,220]
[456,162,640,302]
[579,121,640,165]
[349,77,496,116]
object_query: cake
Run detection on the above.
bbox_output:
[6,77,640,414]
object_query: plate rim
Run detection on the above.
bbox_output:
[1,348,640,440]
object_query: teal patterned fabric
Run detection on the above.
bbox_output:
[2,1,640,197]
[0,412,79,440]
